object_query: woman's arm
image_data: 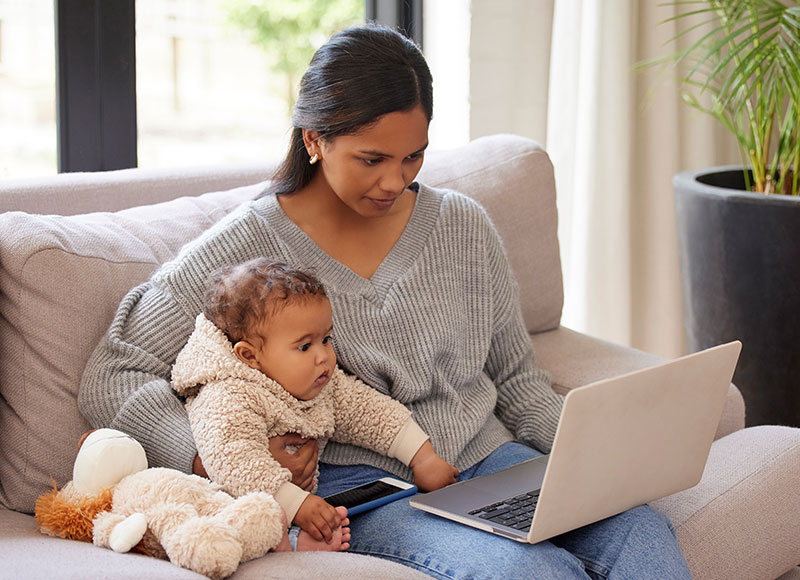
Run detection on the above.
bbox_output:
[78,204,324,477]
[192,431,320,490]
[479,213,564,453]
[487,310,564,453]
[78,282,198,472]
[79,281,322,486]
[269,435,320,491]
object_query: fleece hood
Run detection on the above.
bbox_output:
[171,313,271,398]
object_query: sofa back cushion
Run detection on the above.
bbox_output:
[0,134,562,513]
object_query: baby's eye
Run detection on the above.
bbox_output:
[322,335,333,345]
[298,343,311,352]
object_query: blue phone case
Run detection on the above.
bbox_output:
[324,481,418,516]
[347,484,418,516]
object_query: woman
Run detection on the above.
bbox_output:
[79,23,690,579]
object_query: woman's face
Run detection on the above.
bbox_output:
[311,105,429,218]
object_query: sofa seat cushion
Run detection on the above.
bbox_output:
[0,508,430,579]
[651,425,800,580]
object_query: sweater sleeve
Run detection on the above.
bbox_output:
[78,282,199,473]
[480,214,565,453]
[329,370,428,465]
[77,203,285,474]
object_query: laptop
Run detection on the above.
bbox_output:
[410,341,741,544]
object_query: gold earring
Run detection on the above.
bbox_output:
[309,153,320,165]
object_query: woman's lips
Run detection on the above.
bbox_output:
[367,197,397,209]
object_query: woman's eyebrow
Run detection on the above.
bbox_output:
[358,143,429,158]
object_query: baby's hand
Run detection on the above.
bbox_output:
[410,441,459,492]
[294,495,343,542]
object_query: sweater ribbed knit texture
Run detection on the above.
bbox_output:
[78,184,564,479]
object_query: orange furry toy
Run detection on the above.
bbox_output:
[34,429,285,580]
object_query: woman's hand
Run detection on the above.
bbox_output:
[269,433,319,491]
[77,429,96,451]
[192,454,209,478]
[410,441,459,492]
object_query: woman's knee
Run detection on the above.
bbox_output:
[626,504,677,538]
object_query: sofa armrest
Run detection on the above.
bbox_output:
[530,326,745,439]
[651,426,800,580]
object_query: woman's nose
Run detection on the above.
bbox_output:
[380,162,407,194]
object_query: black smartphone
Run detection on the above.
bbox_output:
[322,477,417,516]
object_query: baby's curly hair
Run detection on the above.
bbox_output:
[203,258,327,344]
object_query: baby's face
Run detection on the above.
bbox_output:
[247,296,336,400]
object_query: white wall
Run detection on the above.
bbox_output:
[423,0,471,149]
[424,0,554,150]
[469,0,553,146]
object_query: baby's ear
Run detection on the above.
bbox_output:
[233,341,261,371]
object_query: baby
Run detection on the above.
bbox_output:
[171,258,458,541]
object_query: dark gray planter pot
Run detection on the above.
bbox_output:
[674,167,800,427]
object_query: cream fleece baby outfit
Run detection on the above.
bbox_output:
[171,313,429,522]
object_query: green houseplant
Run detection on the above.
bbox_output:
[659,0,800,427]
[666,0,799,195]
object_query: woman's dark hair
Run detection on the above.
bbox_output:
[263,23,433,197]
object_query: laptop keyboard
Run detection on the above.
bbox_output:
[468,491,540,532]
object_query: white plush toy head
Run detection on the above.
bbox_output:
[73,429,148,495]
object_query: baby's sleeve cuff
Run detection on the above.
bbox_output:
[387,419,429,466]
[273,482,311,524]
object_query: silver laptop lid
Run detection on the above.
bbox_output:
[527,341,741,543]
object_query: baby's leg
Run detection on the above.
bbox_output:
[274,506,351,552]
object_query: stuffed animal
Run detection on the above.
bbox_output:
[34,428,287,580]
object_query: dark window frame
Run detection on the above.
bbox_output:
[366,0,423,47]
[55,0,137,173]
[54,0,422,174]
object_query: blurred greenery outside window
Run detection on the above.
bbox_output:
[136,0,364,170]
[0,0,363,179]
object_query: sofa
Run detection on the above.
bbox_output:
[1,134,799,579]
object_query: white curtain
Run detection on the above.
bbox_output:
[546,0,740,357]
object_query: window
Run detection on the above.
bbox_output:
[0,0,57,179]
[0,0,421,177]
[136,0,364,169]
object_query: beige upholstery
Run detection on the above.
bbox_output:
[0,134,798,579]
[0,182,265,512]
[0,507,421,580]
[530,326,746,440]
[651,426,800,580]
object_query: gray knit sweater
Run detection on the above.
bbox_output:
[78,183,564,480]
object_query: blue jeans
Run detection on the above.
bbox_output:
[317,442,691,580]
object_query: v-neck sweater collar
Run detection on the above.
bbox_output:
[257,183,442,303]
